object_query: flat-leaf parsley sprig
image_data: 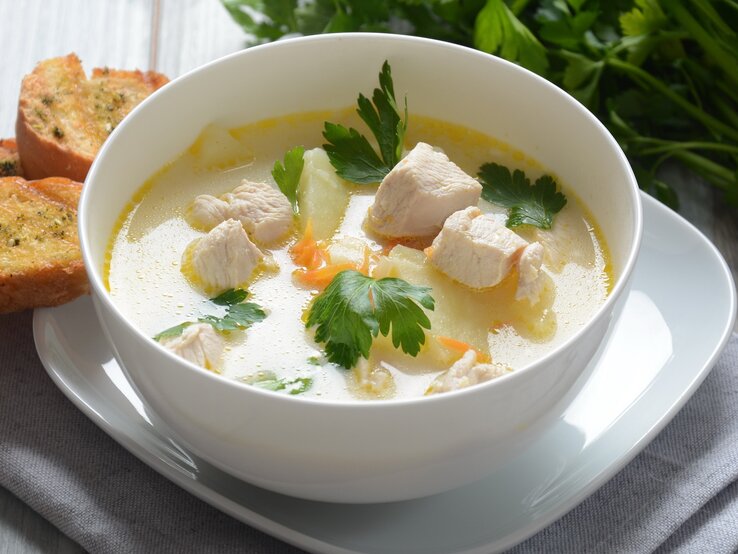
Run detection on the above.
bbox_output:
[306,270,434,369]
[323,61,408,185]
[154,288,266,340]
[478,163,567,230]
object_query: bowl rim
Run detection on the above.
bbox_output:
[79,32,644,410]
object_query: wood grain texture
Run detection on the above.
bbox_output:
[0,0,153,137]
[156,0,246,76]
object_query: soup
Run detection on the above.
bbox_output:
[106,65,610,401]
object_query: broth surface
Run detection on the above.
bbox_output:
[107,110,610,401]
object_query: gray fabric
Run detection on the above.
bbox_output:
[0,308,736,553]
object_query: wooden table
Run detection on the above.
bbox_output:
[1,1,736,552]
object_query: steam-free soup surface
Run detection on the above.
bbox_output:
[107,109,610,401]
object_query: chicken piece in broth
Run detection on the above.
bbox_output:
[426,207,544,301]
[367,142,481,238]
[189,180,293,244]
[187,218,263,292]
[160,323,224,370]
[426,349,509,394]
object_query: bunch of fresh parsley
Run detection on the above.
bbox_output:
[222,0,738,209]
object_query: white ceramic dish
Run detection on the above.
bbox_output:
[79,34,641,502]
[36,195,735,553]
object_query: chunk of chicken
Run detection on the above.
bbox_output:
[189,194,229,229]
[189,219,263,292]
[189,180,293,244]
[160,323,224,370]
[426,206,528,288]
[352,358,395,398]
[367,142,481,238]
[426,350,508,394]
[516,242,545,304]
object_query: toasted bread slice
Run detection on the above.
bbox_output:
[0,138,23,177]
[0,176,88,313]
[16,54,168,181]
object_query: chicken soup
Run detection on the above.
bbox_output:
[106,63,611,401]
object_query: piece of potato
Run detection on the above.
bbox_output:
[297,148,352,240]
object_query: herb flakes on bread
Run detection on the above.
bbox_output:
[0,138,23,177]
[0,176,88,313]
[16,53,168,181]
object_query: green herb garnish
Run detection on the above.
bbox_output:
[478,163,567,230]
[210,288,249,306]
[306,270,434,369]
[272,146,304,213]
[255,376,313,395]
[322,61,407,184]
[198,302,266,332]
[154,288,266,340]
[474,0,548,74]
[153,322,193,342]
[241,371,313,395]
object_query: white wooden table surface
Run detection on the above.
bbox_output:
[0,1,736,552]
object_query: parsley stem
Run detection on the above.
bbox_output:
[713,94,738,130]
[608,30,689,57]
[715,80,738,106]
[662,0,738,90]
[669,151,736,191]
[606,57,738,143]
[631,139,738,157]
[723,0,738,14]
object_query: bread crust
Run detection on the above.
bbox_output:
[0,176,88,313]
[16,54,168,181]
[16,110,87,180]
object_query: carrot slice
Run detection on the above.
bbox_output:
[295,262,356,289]
[290,219,328,270]
[436,335,491,363]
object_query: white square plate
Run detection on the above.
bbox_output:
[34,194,736,553]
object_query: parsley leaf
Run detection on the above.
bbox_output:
[322,61,408,184]
[210,288,249,306]
[153,288,266,340]
[478,163,567,229]
[473,0,548,74]
[255,376,313,395]
[620,0,668,37]
[153,322,192,342]
[322,123,389,184]
[198,302,266,332]
[306,270,434,369]
[272,146,304,213]
[357,61,407,170]
[242,371,313,395]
